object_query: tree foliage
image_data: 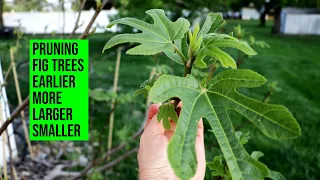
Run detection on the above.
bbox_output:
[275,0,320,8]
[112,0,237,24]
[103,9,190,55]
[103,9,301,180]
[10,0,50,11]
[149,70,300,180]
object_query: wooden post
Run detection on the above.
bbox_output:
[107,47,123,159]
[10,47,34,159]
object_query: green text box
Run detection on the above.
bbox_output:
[29,40,89,140]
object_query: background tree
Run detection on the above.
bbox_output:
[83,0,112,10]
[259,0,320,30]
[112,0,237,22]
[229,0,264,11]
[11,0,49,11]
[259,1,271,27]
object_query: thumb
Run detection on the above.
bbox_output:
[145,104,159,129]
[144,111,165,136]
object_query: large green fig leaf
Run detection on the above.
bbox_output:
[103,9,190,55]
[149,69,301,180]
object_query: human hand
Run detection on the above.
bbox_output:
[138,104,206,180]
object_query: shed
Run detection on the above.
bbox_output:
[280,7,320,35]
[241,8,260,20]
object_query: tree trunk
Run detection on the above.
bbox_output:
[0,0,4,29]
[260,12,266,27]
[260,2,272,27]
[272,7,282,34]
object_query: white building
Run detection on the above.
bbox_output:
[3,9,118,34]
[241,8,260,20]
[280,8,320,35]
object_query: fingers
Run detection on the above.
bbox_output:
[196,119,204,141]
[144,102,204,142]
[143,114,165,137]
[144,103,164,135]
[191,118,206,180]
[163,122,176,140]
[145,104,159,129]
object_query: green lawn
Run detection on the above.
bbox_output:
[223,20,320,180]
[0,20,319,179]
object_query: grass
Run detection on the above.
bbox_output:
[223,20,320,180]
[0,20,319,179]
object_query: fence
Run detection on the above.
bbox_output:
[0,60,18,166]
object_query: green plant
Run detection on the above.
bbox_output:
[233,24,270,66]
[103,9,301,180]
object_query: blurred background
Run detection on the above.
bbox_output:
[0,0,319,179]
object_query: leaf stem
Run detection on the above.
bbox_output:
[184,64,191,77]
[207,62,217,82]
[184,56,195,77]
[173,44,187,64]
